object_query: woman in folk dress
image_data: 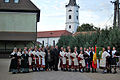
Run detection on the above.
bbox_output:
[66,49,72,71]
[17,48,22,72]
[71,49,79,72]
[59,48,67,71]
[78,51,85,72]
[28,48,33,69]
[9,48,18,74]
[100,48,110,73]
[21,50,29,73]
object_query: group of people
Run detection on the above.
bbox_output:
[9,45,119,74]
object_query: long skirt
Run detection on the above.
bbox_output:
[9,59,18,73]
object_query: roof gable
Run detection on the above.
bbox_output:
[0,0,40,22]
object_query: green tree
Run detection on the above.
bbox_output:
[77,23,99,32]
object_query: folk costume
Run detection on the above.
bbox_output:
[71,51,78,71]
[17,51,22,72]
[59,51,64,70]
[9,51,18,74]
[100,51,110,73]
[39,51,46,71]
[107,49,112,73]
[84,51,90,72]
[66,52,72,71]
[59,51,66,71]
[78,52,85,72]
[31,50,37,71]
[28,50,33,69]
[21,51,29,73]
[111,50,117,73]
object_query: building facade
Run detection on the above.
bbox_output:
[65,0,80,33]
[37,30,72,47]
[0,0,40,57]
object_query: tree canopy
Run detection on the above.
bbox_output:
[77,23,99,32]
[57,27,120,51]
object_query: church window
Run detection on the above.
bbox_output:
[42,41,44,46]
[69,15,71,19]
[77,16,78,20]
[53,40,55,47]
[68,10,72,12]
[4,0,9,3]
[14,0,19,3]
[69,25,71,29]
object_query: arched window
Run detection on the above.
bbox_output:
[69,15,71,19]
[68,10,72,12]
[69,25,71,29]
[77,16,78,20]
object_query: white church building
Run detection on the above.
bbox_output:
[37,0,79,46]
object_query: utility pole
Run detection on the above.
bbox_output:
[111,0,120,28]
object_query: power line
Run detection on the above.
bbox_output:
[102,14,114,27]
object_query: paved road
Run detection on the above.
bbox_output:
[0,59,120,80]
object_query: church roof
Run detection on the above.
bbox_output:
[0,0,40,22]
[37,30,72,38]
[66,0,79,8]
[73,31,97,36]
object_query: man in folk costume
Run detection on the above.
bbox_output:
[28,47,33,70]
[89,47,94,72]
[37,48,42,70]
[32,48,38,71]
[84,49,90,72]
[21,49,29,73]
[107,46,112,73]
[59,47,64,70]
[111,47,117,73]
[71,48,79,72]
[66,49,72,71]
[34,49,40,71]
[40,48,46,71]
[78,51,85,72]
[17,48,22,72]
[9,48,18,74]
[100,48,110,73]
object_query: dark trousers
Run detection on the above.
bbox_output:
[54,59,59,71]
[48,61,52,70]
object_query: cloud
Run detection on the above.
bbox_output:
[31,0,114,31]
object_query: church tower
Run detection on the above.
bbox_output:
[65,0,80,33]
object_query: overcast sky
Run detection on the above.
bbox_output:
[31,0,114,31]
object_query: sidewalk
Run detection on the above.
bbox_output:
[0,59,120,80]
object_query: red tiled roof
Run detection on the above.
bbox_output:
[73,31,97,36]
[37,30,72,38]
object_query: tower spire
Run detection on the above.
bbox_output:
[66,0,79,7]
